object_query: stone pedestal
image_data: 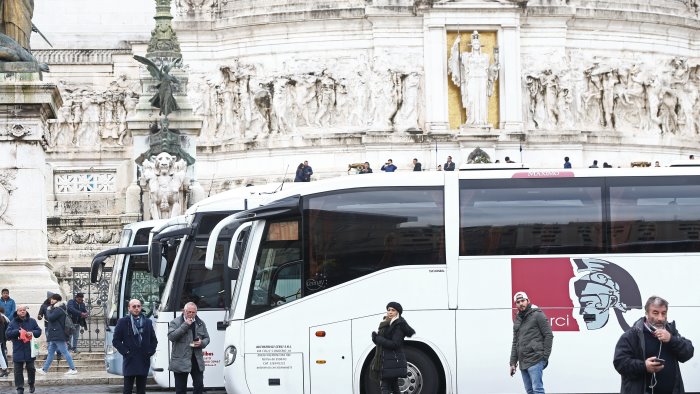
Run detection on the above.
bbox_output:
[0,73,62,314]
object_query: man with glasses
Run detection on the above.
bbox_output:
[113,299,157,394]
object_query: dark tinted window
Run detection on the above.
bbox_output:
[305,188,445,295]
[246,220,301,318]
[609,176,700,253]
[134,227,152,246]
[460,178,604,255]
[180,241,229,309]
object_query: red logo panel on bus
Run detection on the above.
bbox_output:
[511,257,641,332]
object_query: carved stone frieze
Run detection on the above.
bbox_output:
[174,0,219,15]
[54,170,117,194]
[0,123,34,139]
[189,57,424,143]
[33,49,133,66]
[48,228,119,245]
[523,54,700,137]
[47,76,140,150]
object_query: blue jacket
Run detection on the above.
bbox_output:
[0,297,15,320]
[112,314,157,376]
[67,298,87,327]
[46,302,70,342]
[5,312,42,362]
[381,164,397,172]
[303,166,313,181]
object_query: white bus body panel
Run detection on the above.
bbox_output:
[309,321,352,393]
[152,318,172,387]
[457,254,700,393]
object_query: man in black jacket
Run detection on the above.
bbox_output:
[613,296,694,394]
[509,291,553,394]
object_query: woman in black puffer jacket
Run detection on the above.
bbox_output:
[370,301,416,394]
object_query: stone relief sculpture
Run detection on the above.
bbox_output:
[190,57,422,143]
[0,170,17,226]
[139,152,189,220]
[48,229,119,245]
[47,76,140,149]
[174,0,218,15]
[448,31,500,127]
[523,55,700,137]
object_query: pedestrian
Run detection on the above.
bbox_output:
[5,305,42,394]
[412,158,422,172]
[509,291,554,394]
[689,154,695,160]
[381,159,397,172]
[0,288,16,320]
[603,162,613,168]
[437,164,442,171]
[303,160,313,182]
[613,296,694,394]
[0,306,8,377]
[67,292,88,353]
[505,156,515,163]
[444,156,455,171]
[361,162,373,174]
[589,160,599,168]
[563,156,572,169]
[37,294,78,375]
[655,161,661,167]
[168,302,210,394]
[369,302,416,394]
[112,299,157,394]
[294,163,305,182]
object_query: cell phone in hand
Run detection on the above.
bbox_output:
[655,358,665,365]
[193,337,200,342]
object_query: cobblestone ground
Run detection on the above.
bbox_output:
[8,386,227,393]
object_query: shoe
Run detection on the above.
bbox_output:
[64,369,78,375]
[0,369,8,377]
[36,369,47,375]
[29,385,35,394]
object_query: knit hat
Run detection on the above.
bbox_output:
[386,301,403,315]
[513,291,528,302]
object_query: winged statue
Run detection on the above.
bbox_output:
[133,55,182,117]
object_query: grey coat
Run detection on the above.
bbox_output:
[167,315,210,373]
[510,305,554,370]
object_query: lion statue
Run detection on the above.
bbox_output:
[139,152,189,220]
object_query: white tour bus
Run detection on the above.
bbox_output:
[149,183,302,389]
[90,218,176,375]
[206,168,700,393]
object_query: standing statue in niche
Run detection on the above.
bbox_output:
[134,55,181,118]
[448,31,500,127]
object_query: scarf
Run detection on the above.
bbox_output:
[130,314,144,344]
[370,319,391,380]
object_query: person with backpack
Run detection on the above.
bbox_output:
[67,292,88,353]
[36,294,78,375]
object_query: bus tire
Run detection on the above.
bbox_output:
[363,346,440,394]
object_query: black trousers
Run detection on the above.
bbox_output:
[123,375,147,394]
[174,358,204,394]
[13,360,36,393]
[380,377,401,394]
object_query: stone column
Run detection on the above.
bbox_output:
[0,72,62,312]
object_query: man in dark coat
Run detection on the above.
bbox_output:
[5,305,42,394]
[67,292,88,353]
[113,299,157,394]
[302,160,313,182]
[444,156,456,171]
[509,291,554,394]
[613,296,694,394]
[168,302,210,394]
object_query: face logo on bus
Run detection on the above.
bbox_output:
[512,257,641,332]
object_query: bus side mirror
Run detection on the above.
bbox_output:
[90,255,108,283]
[205,213,239,270]
[149,240,163,278]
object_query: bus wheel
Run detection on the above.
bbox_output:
[363,347,439,394]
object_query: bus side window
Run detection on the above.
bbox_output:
[304,188,445,296]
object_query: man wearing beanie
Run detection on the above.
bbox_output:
[509,291,553,394]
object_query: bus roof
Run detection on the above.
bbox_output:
[122,218,171,231]
[185,182,306,215]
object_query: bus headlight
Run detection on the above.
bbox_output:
[224,345,237,366]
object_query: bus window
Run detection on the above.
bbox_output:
[609,176,700,253]
[123,255,164,318]
[246,220,301,318]
[459,178,604,255]
[304,188,445,295]
[180,241,228,309]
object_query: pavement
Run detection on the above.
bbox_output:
[0,370,226,393]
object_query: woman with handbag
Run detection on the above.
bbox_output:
[36,294,78,375]
[370,302,416,394]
